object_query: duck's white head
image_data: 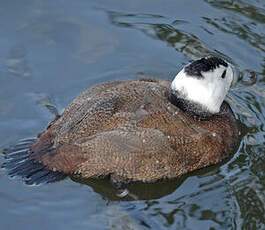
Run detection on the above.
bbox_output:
[171,56,236,116]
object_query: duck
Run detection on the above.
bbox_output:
[2,56,239,185]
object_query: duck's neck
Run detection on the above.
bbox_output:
[168,90,214,120]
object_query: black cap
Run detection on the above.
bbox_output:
[184,57,228,79]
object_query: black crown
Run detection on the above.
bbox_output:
[184,57,228,78]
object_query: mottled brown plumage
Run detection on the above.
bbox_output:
[14,79,238,184]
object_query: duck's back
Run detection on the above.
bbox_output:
[3,79,239,184]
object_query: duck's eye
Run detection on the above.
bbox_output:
[221,70,226,79]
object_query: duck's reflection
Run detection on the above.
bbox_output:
[70,163,227,201]
[72,175,186,201]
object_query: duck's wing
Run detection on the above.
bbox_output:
[71,126,184,182]
[70,117,225,183]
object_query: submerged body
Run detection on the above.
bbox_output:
[4,79,238,184]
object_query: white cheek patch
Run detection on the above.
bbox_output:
[171,66,232,114]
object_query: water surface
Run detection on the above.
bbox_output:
[1,0,265,229]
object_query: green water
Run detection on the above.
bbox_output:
[0,0,265,229]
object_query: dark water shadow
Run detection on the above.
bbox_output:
[71,161,235,201]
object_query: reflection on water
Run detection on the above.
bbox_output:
[205,0,265,24]
[72,174,188,201]
[0,0,265,229]
[107,10,214,60]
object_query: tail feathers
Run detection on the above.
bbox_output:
[2,138,66,185]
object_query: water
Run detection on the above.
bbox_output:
[0,0,265,229]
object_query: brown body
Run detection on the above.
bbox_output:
[6,79,239,184]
